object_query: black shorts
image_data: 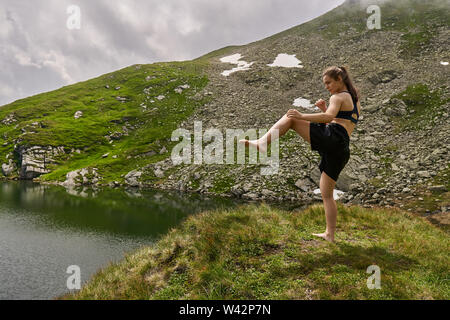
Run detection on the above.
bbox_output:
[309,122,350,182]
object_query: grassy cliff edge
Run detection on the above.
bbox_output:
[60,203,449,300]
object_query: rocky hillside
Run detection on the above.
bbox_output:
[1,0,448,225]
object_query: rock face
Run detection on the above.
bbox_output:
[62,167,101,187]
[15,146,66,180]
[2,159,17,177]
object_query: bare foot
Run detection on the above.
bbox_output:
[239,139,267,153]
[312,232,335,243]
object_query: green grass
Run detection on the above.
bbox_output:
[211,169,237,195]
[400,29,434,56]
[391,83,449,132]
[403,165,450,222]
[60,203,449,300]
[382,0,448,57]
[0,60,211,184]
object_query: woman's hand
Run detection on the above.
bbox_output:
[315,99,327,112]
[286,109,304,120]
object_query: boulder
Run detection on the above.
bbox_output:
[368,70,397,85]
[62,167,101,187]
[74,111,83,119]
[295,178,314,192]
[2,159,16,177]
[154,168,165,178]
[125,170,142,187]
[336,171,355,192]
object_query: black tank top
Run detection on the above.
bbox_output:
[335,91,359,124]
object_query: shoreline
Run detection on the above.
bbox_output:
[1,176,447,228]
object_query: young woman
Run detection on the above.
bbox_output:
[240,66,361,243]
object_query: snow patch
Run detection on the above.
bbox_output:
[220,53,254,76]
[293,97,317,110]
[268,53,303,68]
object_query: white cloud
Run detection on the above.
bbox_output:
[42,50,75,84]
[0,8,14,39]
[13,49,42,68]
[0,0,345,106]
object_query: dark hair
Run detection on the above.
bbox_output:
[322,66,360,103]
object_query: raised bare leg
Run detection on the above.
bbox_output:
[290,118,311,144]
[239,114,293,153]
[312,172,337,243]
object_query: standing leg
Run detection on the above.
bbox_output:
[312,172,337,243]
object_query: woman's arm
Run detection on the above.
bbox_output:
[315,99,327,112]
[300,113,334,123]
[287,95,342,123]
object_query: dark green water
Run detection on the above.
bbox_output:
[0,181,252,300]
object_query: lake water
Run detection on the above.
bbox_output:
[0,181,254,300]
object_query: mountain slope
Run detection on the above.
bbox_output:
[0,0,449,223]
[0,61,211,184]
[167,0,449,219]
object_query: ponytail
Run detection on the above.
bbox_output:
[322,66,360,103]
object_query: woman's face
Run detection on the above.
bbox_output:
[323,75,342,94]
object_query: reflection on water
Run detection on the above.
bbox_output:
[0,181,246,300]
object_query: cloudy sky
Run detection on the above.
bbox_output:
[0,0,345,106]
